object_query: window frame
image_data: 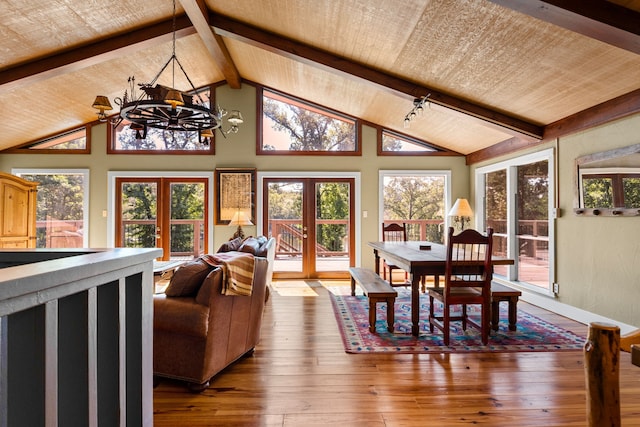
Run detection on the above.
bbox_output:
[257,86,362,156]
[12,168,90,248]
[3,126,90,154]
[578,167,640,209]
[378,169,452,243]
[107,171,214,250]
[475,148,555,296]
[377,128,453,157]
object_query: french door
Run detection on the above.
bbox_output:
[263,177,355,279]
[115,177,208,260]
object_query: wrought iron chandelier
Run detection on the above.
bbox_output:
[91,0,242,142]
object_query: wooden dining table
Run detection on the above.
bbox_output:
[368,240,514,336]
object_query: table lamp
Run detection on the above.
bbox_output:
[229,210,253,239]
[448,198,473,230]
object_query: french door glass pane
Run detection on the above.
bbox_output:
[267,181,303,273]
[169,183,205,259]
[315,182,350,272]
[516,161,549,289]
[485,169,507,276]
[121,182,157,249]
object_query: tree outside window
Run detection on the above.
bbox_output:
[382,173,446,243]
[15,171,88,248]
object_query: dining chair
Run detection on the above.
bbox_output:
[428,226,494,345]
[381,222,408,286]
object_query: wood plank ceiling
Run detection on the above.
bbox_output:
[0,0,638,162]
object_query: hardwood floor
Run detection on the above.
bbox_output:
[153,280,640,426]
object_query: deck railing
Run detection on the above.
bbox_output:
[121,219,204,258]
[0,247,161,427]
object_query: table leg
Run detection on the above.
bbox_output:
[411,273,420,336]
[491,300,500,331]
[387,298,394,332]
[373,249,380,275]
[508,297,518,331]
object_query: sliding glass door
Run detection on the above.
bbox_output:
[477,149,554,294]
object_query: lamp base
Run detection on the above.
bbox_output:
[232,226,245,240]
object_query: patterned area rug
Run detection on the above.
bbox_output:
[329,288,586,354]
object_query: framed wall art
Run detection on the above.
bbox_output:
[215,168,256,225]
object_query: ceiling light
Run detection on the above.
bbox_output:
[91,0,241,141]
[403,94,431,128]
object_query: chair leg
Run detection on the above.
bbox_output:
[443,304,450,346]
[428,295,435,333]
[462,304,467,330]
[482,302,490,345]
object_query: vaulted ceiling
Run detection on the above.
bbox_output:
[1,0,639,162]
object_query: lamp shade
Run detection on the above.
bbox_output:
[92,95,112,111]
[228,211,253,226]
[227,110,244,125]
[448,198,473,217]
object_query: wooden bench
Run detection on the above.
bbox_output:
[349,267,397,333]
[491,282,522,331]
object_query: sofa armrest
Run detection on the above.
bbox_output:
[199,256,269,379]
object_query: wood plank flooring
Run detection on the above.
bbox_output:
[153,280,640,426]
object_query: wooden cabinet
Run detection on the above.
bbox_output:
[0,172,38,248]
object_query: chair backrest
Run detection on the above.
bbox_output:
[444,226,494,292]
[382,222,407,242]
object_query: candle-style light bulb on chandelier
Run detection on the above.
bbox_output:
[91,0,242,143]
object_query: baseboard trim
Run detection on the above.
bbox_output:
[514,285,637,335]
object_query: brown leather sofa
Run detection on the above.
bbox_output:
[153,236,275,391]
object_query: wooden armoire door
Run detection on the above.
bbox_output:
[0,172,38,248]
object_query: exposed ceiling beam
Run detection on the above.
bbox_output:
[466,88,640,164]
[210,14,544,141]
[0,16,196,95]
[544,88,640,140]
[488,0,640,55]
[178,0,241,89]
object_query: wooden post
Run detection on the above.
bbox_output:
[584,322,621,427]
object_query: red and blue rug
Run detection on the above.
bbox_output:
[329,288,586,354]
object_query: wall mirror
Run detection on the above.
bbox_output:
[574,142,640,216]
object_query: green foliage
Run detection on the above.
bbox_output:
[383,176,444,242]
[623,177,640,208]
[381,133,404,151]
[116,125,208,150]
[21,173,85,248]
[583,177,613,208]
[267,183,302,220]
[263,96,356,151]
[316,183,349,252]
[485,169,507,225]
[121,183,157,248]
[122,183,157,220]
[267,181,350,252]
[516,161,548,221]
[22,174,84,222]
[170,184,204,253]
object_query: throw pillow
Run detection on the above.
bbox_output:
[217,236,243,253]
[164,258,212,297]
[255,236,269,257]
[238,236,260,255]
[195,267,222,305]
